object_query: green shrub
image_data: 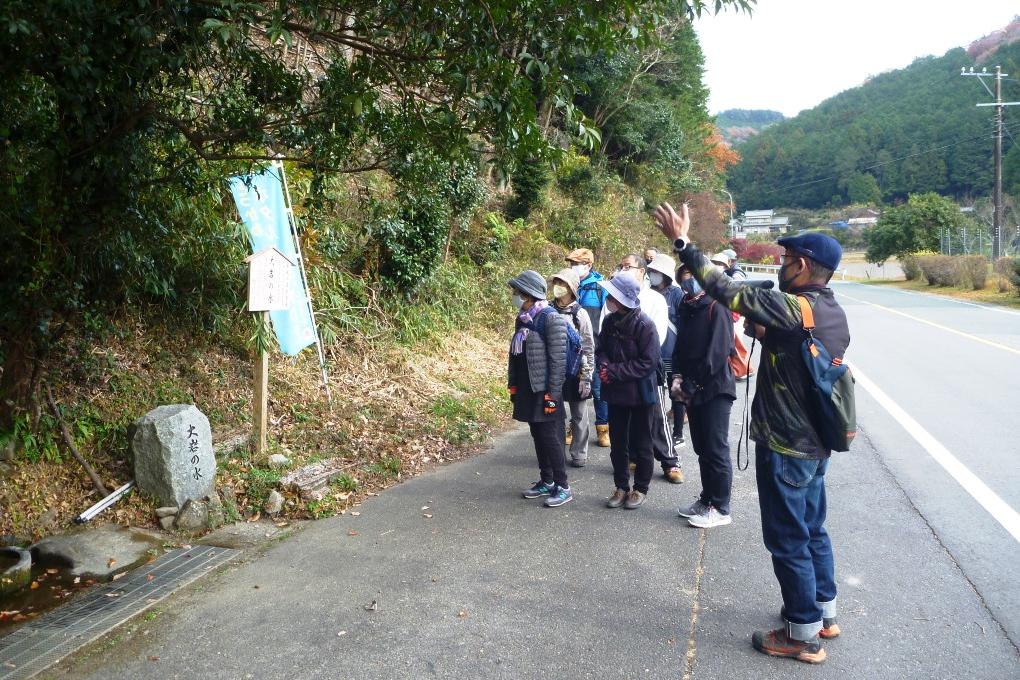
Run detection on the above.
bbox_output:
[955,255,988,290]
[506,156,550,220]
[555,151,607,206]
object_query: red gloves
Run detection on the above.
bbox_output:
[543,394,558,414]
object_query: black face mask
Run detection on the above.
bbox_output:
[778,258,801,293]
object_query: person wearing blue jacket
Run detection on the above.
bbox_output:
[566,248,611,447]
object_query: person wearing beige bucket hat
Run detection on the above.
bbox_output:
[549,268,596,467]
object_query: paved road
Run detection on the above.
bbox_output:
[45,280,1020,679]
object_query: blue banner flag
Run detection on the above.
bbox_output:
[229,167,317,356]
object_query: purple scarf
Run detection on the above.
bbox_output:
[510,300,548,356]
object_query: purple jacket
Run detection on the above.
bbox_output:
[595,307,660,407]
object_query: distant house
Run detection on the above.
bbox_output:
[735,209,791,235]
[845,208,880,228]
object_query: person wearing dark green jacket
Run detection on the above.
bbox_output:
[654,203,850,666]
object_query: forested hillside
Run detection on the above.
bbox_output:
[728,25,1020,209]
[715,108,784,145]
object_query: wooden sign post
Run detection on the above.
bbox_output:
[245,247,296,459]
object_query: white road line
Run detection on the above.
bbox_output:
[837,281,1020,318]
[837,290,1020,357]
[852,363,1020,544]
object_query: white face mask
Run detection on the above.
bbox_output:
[552,284,570,300]
[648,271,664,287]
[512,293,525,309]
[571,263,590,278]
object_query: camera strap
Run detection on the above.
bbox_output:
[735,336,757,472]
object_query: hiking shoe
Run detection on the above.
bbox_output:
[522,481,555,499]
[687,506,732,528]
[780,607,841,639]
[565,429,573,446]
[544,485,573,508]
[606,489,628,508]
[663,467,684,484]
[623,490,646,509]
[751,628,826,664]
[596,424,611,448]
[628,461,637,472]
[677,500,709,518]
[569,457,587,468]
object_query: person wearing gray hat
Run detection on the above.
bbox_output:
[550,268,595,467]
[595,274,662,510]
[508,271,573,507]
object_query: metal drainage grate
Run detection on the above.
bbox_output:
[0,545,239,680]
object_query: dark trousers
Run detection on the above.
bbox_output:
[756,445,835,640]
[529,416,568,488]
[672,401,687,439]
[687,395,733,514]
[608,404,654,493]
[591,371,609,425]
[650,387,679,470]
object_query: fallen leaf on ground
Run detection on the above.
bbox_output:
[107,559,117,568]
[457,610,469,618]
[4,661,15,669]
[421,506,430,511]
[12,614,26,622]
[148,656,159,662]
[30,582,39,590]
[250,512,261,522]
[112,573,125,581]
[337,631,347,637]
[348,530,359,536]
[73,577,81,584]
[422,514,433,519]
[364,600,378,611]
[105,593,120,598]
[147,574,155,582]
[350,512,361,517]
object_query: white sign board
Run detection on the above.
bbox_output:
[246,247,295,312]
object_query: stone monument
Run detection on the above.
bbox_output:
[131,404,215,507]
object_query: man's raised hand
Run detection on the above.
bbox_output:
[653,202,690,243]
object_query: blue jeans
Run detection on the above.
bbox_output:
[590,371,609,425]
[755,445,836,640]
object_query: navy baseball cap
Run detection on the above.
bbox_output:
[777,233,842,271]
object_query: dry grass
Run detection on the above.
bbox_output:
[0,313,512,541]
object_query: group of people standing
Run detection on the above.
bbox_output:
[507,244,740,524]
[506,202,852,665]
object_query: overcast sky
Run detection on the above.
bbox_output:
[696,1,1019,117]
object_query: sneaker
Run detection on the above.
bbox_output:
[570,457,587,468]
[663,467,684,484]
[677,500,709,518]
[780,607,841,639]
[628,461,637,472]
[623,490,646,509]
[522,481,555,499]
[751,628,826,664]
[544,485,573,507]
[672,435,686,448]
[606,488,628,508]
[687,506,732,528]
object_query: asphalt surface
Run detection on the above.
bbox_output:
[44,280,1020,679]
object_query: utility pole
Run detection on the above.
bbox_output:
[962,65,1019,260]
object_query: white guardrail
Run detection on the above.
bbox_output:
[742,263,849,280]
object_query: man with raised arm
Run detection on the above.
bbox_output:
[653,202,850,666]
